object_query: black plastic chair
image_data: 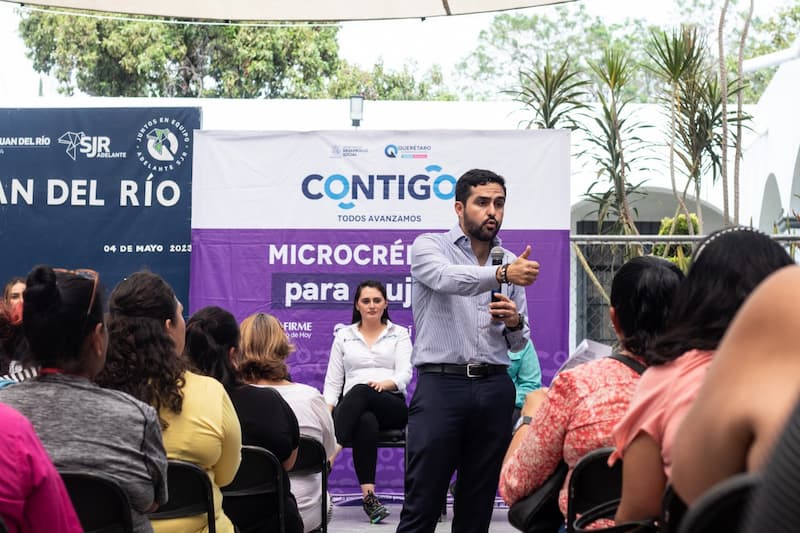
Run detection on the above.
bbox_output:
[0,514,7,533]
[149,460,217,533]
[677,473,760,533]
[293,436,329,533]
[566,447,622,533]
[572,498,658,533]
[59,470,135,533]
[572,482,684,533]
[376,427,407,466]
[507,461,569,533]
[222,445,286,533]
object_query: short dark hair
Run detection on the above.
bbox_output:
[610,256,684,362]
[352,280,390,324]
[648,227,794,365]
[185,306,241,389]
[454,169,507,204]
[22,265,104,370]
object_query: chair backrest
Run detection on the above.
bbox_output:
[149,460,216,533]
[222,445,285,533]
[293,436,329,533]
[677,473,760,533]
[566,447,622,533]
[59,470,134,533]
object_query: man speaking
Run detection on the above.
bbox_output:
[397,168,540,533]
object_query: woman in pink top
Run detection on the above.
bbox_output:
[672,265,800,506]
[499,256,683,525]
[0,402,82,533]
[612,227,793,523]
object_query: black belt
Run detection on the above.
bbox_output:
[417,363,508,378]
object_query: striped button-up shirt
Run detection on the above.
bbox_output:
[410,225,530,366]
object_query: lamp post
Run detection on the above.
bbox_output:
[350,95,364,128]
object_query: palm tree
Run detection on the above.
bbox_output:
[510,54,590,130]
[647,26,706,236]
[580,46,650,243]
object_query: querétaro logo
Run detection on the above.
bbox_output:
[135,116,191,172]
[58,131,127,160]
[301,164,456,210]
[384,143,430,159]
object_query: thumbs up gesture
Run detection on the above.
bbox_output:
[506,245,539,286]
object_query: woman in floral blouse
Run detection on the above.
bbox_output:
[499,256,683,526]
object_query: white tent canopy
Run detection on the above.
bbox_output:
[0,0,575,21]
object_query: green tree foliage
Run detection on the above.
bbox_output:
[509,54,590,129]
[456,0,798,103]
[19,10,341,97]
[456,3,656,101]
[329,61,456,101]
[742,2,800,102]
[17,9,453,100]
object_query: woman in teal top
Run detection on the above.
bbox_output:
[508,339,542,424]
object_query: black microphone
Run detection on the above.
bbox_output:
[490,245,504,301]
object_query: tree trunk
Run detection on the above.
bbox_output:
[668,85,692,232]
[735,0,755,226]
[611,90,640,238]
[718,0,731,225]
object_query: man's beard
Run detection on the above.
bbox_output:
[464,215,500,242]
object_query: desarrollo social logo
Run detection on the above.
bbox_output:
[301,164,456,209]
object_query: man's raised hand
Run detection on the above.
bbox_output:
[506,245,540,286]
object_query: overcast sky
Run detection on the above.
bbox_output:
[0,0,789,98]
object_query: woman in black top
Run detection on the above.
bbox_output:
[184,305,303,533]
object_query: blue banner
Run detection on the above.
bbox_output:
[0,107,201,306]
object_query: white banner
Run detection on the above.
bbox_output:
[192,129,570,230]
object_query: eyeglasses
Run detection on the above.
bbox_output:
[53,268,99,320]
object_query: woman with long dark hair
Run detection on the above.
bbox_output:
[672,263,800,506]
[322,280,412,523]
[0,265,167,533]
[612,227,794,523]
[96,272,241,533]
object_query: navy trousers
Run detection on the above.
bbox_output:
[396,371,515,533]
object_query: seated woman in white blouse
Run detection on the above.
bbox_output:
[323,280,413,524]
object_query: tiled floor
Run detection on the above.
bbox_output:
[327,502,518,532]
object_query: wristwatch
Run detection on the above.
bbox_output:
[505,314,525,332]
[513,415,533,434]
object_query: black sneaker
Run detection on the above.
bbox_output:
[362,491,390,524]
